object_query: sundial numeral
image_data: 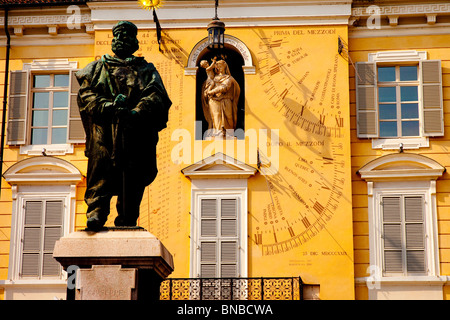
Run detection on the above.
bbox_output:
[301,217,311,228]
[255,233,263,245]
[280,88,289,100]
[313,201,325,215]
[323,156,334,165]
[319,114,326,126]
[269,39,283,48]
[288,226,295,237]
[335,116,344,127]
[270,63,281,76]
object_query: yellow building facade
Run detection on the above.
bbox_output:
[350,1,450,300]
[0,0,448,300]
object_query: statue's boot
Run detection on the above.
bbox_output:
[86,209,108,231]
[114,215,137,227]
[114,182,145,227]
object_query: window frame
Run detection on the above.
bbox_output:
[19,197,66,280]
[197,195,240,278]
[29,72,70,146]
[377,64,421,138]
[379,192,428,277]
[369,184,440,282]
[357,153,445,299]
[7,59,83,155]
[183,153,256,280]
[3,156,82,284]
[191,187,247,279]
[10,191,71,281]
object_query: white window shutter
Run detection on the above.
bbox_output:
[42,253,60,276]
[384,251,402,273]
[407,251,426,272]
[21,253,40,277]
[22,201,43,277]
[21,200,63,278]
[221,199,237,237]
[200,199,218,277]
[45,201,63,225]
[7,70,29,145]
[200,241,217,278]
[67,69,85,143]
[221,241,237,277]
[201,199,217,237]
[201,199,217,218]
[382,197,401,222]
[355,62,378,138]
[220,199,238,277]
[404,196,426,273]
[381,195,427,275]
[221,199,237,218]
[382,196,402,273]
[43,200,63,277]
[24,201,42,225]
[198,198,239,278]
[421,60,444,136]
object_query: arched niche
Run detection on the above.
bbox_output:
[186,36,254,140]
[185,35,255,76]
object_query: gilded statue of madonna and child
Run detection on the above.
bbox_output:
[200,57,240,139]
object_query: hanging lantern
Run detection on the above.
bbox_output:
[207,0,225,50]
[207,19,225,50]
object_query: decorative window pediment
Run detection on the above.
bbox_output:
[357,153,445,181]
[3,156,83,184]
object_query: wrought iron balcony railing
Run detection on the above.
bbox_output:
[160,277,303,300]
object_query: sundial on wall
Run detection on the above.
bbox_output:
[250,27,351,257]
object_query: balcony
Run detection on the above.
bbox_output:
[160,277,306,300]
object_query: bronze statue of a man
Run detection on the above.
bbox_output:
[75,21,172,231]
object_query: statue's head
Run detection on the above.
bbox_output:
[111,21,139,59]
[215,60,230,75]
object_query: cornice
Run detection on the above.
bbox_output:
[0,13,91,26]
[349,2,450,38]
[88,0,353,29]
[352,3,450,17]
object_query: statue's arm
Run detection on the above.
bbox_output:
[130,66,172,131]
[208,77,232,96]
[76,63,114,121]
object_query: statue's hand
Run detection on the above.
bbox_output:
[114,94,129,119]
[114,94,127,108]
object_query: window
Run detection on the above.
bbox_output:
[2,156,83,291]
[357,153,446,299]
[30,73,70,145]
[355,52,443,149]
[199,197,239,278]
[182,153,256,279]
[6,59,84,151]
[378,66,420,138]
[381,195,426,276]
[21,199,64,279]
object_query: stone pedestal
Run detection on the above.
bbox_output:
[53,227,174,300]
